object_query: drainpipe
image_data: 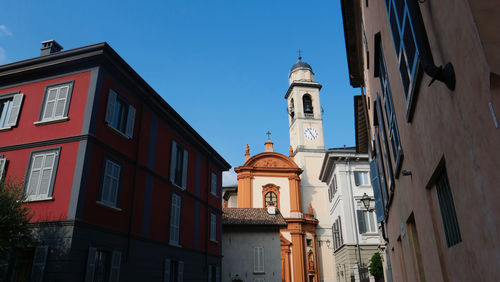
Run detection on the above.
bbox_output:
[347,156,363,280]
[408,0,455,90]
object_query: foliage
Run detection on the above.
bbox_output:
[0,178,33,258]
[369,252,384,280]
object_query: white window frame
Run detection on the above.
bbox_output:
[253,246,264,273]
[210,172,218,196]
[354,171,370,186]
[210,212,217,242]
[25,148,60,201]
[39,81,73,123]
[170,140,188,190]
[0,92,24,130]
[105,89,136,139]
[357,209,377,234]
[100,158,122,207]
[169,193,182,245]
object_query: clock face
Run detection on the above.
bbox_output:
[304,127,319,141]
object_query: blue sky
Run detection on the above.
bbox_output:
[0,0,359,185]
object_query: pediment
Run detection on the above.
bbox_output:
[244,152,299,169]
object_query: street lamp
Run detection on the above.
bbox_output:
[360,193,372,211]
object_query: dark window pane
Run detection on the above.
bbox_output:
[395,0,405,26]
[390,7,400,55]
[403,16,416,69]
[399,55,410,97]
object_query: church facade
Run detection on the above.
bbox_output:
[229,58,335,282]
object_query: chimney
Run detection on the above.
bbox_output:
[40,40,63,56]
[267,202,276,215]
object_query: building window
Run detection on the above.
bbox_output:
[99,159,121,207]
[164,259,184,282]
[210,172,218,196]
[264,192,277,207]
[357,210,377,234]
[253,246,264,273]
[210,212,217,242]
[208,265,220,282]
[170,140,188,190]
[436,168,462,247]
[25,149,60,201]
[262,183,280,209]
[375,95,395,193]
[303,94,313,116]
[0,157,6,182]
[354,171,370,186]
[0,93,23,129]
[169,193,182,245]
[379,45,403,173]
[385,0,420,105]
[105,89,136,138]
[39,82,73,122]
[332,217,344,250]
[85,248,121,282]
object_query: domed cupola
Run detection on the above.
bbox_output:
[289,56,315,84]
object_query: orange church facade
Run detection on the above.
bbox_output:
[234,141,320,282]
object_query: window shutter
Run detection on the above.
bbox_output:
[370,159,385,222]
[216,266,220,282]
[125,105,136,138]
[338,217,343,245]
[109,250,121,282]
[85,247,97,282]
[181,149,188,189]
[259,247,264,272]
[30,245,48,282]
[105,90,117,124]
[164,259,171,282]
[357,210,366,234]
[55,86,69,118]
[7,93,23,127]
[208,265,212,282]
[27,155,44,200]
[178,261,184,282]
[170,141,178,183]
[0,158,6,181]
[253,247,258,272]
[354,171,360,186]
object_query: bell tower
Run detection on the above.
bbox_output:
[286,56,325,155]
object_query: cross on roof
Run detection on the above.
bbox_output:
[297,49,303,60]
[266,131,272,140]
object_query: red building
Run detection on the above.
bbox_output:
[0,40,230,282]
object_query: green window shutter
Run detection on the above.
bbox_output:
[181,149,188,190]
[170,141,177,184]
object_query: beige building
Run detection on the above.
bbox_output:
[341,0,500,281]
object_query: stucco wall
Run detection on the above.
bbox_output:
[222,228,282,282]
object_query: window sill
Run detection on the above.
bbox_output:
[169,242,182,248]
[361,232,379,236]
[25,197,54,203]
[170,181,186,191]
[106,123,131,140]
[0,126,13,132]
[209,239,218,243]
[210,192,218,198]
[96,201,122,211]
[34,117,69,125]
[253,271,265,274]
